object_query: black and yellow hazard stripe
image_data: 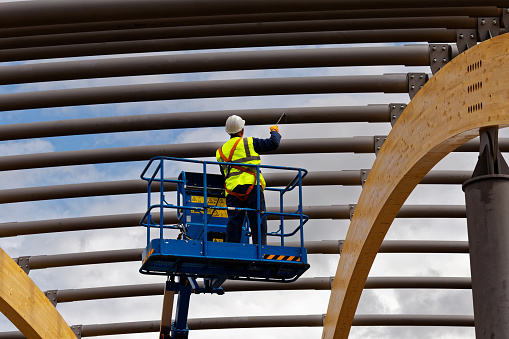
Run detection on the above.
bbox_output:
[263,254,301,262]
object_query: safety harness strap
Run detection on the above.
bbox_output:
[217,138,262,201]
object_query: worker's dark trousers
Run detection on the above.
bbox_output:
[226,184,267,245]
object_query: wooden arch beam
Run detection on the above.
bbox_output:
[323,33,509,339]
[0,248,76,338]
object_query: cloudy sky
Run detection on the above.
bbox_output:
[0,1,494,338]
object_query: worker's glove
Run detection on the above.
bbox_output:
[270,125,279,133]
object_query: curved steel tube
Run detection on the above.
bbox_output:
[0,74,408,112]
[0,29,456,62]
[0,46,429,85]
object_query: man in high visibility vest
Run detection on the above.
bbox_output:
[216,115,281,245]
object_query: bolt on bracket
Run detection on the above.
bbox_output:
[374,135,387,156]
[338,240,344,254]
[456,29,478,53]
[45,290,58,306]
[407,73,428,99]
[360,169,370,187]
[390,103,407,127]
[429,44,451,75]
[349,204,356,220]
[16,256,31,274]
[478,17,500,42]
[71,325,83,339]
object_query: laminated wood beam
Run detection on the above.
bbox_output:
[0,248,75,338]
[323,33,509,339]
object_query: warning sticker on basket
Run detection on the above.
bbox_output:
[190,196,228,218]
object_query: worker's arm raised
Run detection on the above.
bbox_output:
[252,130,281,153]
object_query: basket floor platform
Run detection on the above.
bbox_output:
[141,239,309,282]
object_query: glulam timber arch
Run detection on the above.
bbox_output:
[323,32,509,339]
[0,248,75,338]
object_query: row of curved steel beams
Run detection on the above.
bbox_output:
[1,0,507,338]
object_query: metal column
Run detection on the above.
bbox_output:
[463,127,509,338]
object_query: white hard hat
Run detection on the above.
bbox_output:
[225,115,245,134]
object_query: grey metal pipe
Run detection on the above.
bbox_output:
[0,314,475,338]
[0,29,456,62]
[395,205,466,218]
[364,277,471,289]
[53,276,471,303]
[0,0,500,28]
[14,240,468,271]
[28,249,142,270]
[0,46,430,85]
[0,74,408,112]
[351,314,474,327]
[0,17,474,52]
[0,137,376,171]
[56,283,165,303]
[56,277,332,303]
[0,7,499,39]
[0,204,467,237]
[0,137,502,172]
[457,138,509,152]
[421,170,472,184]
[0,7,500,39]
[0,171,355,204]
[379,240,468,253]
[1,0,504,28]
[0,170,473,204]
[0,105,391,141]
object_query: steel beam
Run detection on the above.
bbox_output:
[0,314,475,338]
[0,170,473,204]
[52,276,472,304]
[0,8,500,39]
[0,17,474,52]
[351,315,473,327]
[0,204,468,237]
[0,46,431,85]
[0,105,391,141]
[0,29,457,62]
[0,136,505,172]
[0,137,376,171]
[12,240,468,271]
[0,74,408,112]
[0,0,501,29]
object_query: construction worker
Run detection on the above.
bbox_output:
[216,115,281,245]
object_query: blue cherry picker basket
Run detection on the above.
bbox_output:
[139,157,310,283]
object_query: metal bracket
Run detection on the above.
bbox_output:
[374,136,387,156]
[71,325,83,339]
[472,127,509,177]
[337,241,344,254]
[390,103,407,127]
[478,17,500,42]
[45,290,58,306]
[360,169,370,187]
[349,204,356,220]
[429,44,451,75]
[503,9,509,30]
[17,256,31,274]
[407,73,428,99]
[456,29,478,54]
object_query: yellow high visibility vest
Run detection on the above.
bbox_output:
[216,137,266,194]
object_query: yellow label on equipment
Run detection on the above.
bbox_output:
[190,196,228,218]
